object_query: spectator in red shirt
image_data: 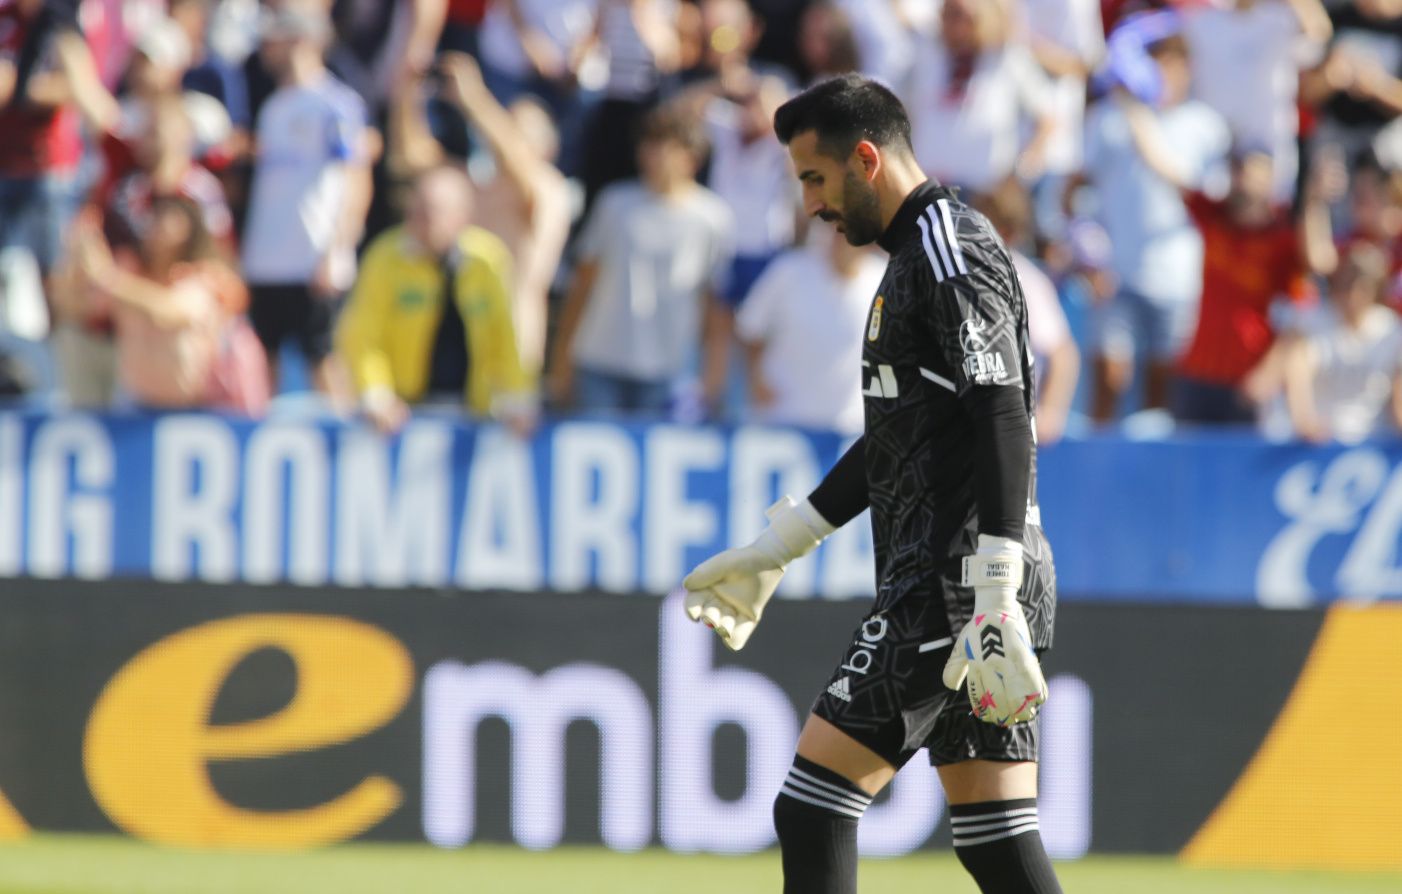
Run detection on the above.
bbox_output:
[1117,89,1341,423]
[0,0,116,277]
[1173,147,1340,423]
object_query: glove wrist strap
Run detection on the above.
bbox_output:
[754,496,835,566]
[962,534,1024,610]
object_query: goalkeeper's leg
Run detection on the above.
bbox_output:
[776,724,1064,894]
[773,716,896,894]
[939,760,1064,894]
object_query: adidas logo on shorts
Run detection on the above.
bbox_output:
[826,677,852,702]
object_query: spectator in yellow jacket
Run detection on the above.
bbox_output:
[337,166,535,434]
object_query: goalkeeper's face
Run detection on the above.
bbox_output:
[789,130,884,247]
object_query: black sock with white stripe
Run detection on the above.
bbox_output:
[773,756,873,894]
[951,799,1063,894]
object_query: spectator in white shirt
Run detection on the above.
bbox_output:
[240,3,372,406]
[734,227,883,435]
[696,71,797,306]
[548,103,734,417]
[1183,0,1332,202]
[903,0,1057,192]
[1283,240,1402,443]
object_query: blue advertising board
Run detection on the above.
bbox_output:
[0,410,1397,605]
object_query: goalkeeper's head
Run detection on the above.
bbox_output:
[773,74,919,247]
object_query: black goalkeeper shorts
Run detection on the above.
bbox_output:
[810,594,1039,769]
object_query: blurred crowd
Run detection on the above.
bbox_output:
[1,0,1401,444]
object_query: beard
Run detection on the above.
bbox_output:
[834,173,883,246]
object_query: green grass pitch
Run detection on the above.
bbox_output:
[0,836,1396,894]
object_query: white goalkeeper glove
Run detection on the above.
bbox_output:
[682,496,834,651]
[942,535,1049,727]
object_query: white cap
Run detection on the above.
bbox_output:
[136,17,192,72]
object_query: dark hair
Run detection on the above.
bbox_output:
[773,73,913,159]
[801,2,861,78]
[637,102,709,161]
[1146,33,1189,61]
[145,196,215,266]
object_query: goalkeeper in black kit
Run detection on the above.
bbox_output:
[682,75,1063,894]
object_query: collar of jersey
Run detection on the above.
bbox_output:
[877,180,949,255]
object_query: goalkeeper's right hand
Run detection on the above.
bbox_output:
[682,496,834,651]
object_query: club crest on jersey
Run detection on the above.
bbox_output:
[867,295,884,342]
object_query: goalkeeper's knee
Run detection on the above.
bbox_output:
[772,756,872,894]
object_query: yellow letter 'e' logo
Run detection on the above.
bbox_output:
[84,614,412,849]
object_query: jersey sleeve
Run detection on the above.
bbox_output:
[926,272,1026,395]
[326,90,368,162]
[806,435,868,529]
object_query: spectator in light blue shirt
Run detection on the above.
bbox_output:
[1077,17,1230,423]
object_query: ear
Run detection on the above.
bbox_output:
[853,140,882,183]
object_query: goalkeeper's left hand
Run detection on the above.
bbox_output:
[682,496,833,651]
[942,535,1048,727]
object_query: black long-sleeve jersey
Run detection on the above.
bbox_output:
[808,181,1055,648]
